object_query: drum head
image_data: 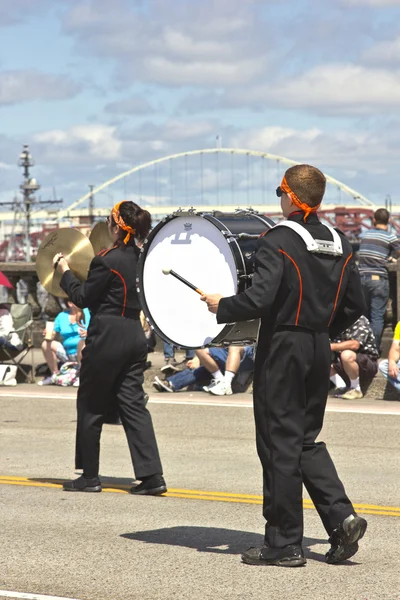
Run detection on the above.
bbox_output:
[141,215,238,348]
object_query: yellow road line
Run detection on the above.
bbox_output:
[0,476,399,517]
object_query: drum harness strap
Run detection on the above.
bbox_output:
[273,220,343,256]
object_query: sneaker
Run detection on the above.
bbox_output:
[326,514,367,564]
[330,386,350,397]
[209,378,233,396]
[202,378,222,393]
[63,475,102,492]
[152,376,175,393]
[160,359,180,375]
[339,388,363,400]
[37,374,56,386]
[242,544,306,567]
[130,474,167,495]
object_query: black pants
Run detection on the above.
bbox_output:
[75,314,163,479]
[254,327,354,548]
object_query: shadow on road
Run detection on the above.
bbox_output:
[121,526,327,557]
[29,476,134,491]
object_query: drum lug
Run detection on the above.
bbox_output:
[172,207,197,217]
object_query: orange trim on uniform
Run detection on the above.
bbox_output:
[328,253,353,327]
[98,244,118,257]
[110,269,127,316]
[279,250,303,326]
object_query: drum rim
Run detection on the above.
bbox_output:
[136,210,273,348]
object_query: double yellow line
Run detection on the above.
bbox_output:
[1,476,399,517]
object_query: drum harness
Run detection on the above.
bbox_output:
[273,220,343,256]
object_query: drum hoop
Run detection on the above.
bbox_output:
[136,210,268,348]
[136,212,232,349]
[249,213,275,231]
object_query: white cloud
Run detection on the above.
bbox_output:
[0,70,81,106]
[142,56,265,86]
[62,0,271,87]
[341,0,400,5]
[363,36,400,64]
[222,64,400,115]
[33,125,122,163]
[0,0,54,26]
[229,124,400,176]
[104,95,155,115]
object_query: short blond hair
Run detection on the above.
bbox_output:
[285,164,326,208]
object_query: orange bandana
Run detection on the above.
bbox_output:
[111,201,136,245]
[280,176,320,222]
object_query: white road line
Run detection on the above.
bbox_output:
[1,392,399,415]
[0,591,80,600]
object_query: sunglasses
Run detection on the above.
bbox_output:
[276,186,283,198]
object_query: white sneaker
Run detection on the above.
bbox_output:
[208,379,233,396]
[339,388,363,400]
[202,378,221,393]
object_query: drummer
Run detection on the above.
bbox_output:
[201,164,367,566]
[53,200,166,495]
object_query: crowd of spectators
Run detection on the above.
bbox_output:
[2,207,400,398]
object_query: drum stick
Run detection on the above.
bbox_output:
[162,268,204,295]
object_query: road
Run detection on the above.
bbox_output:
[0,386,399,600]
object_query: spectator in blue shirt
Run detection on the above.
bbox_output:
[38,302,90,386]
[358,208,400,349]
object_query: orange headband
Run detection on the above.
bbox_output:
[280,175,320,222]
[111,201,136,245]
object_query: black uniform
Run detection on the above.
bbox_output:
[60,242,163,480]
[217,211,365,548]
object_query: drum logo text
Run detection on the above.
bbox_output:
[184,223,192,231]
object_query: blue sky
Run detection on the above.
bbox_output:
[1,0,400,209]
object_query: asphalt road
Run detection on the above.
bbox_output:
[0,387,399,600]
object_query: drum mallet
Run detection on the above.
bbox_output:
[162,268,204,295]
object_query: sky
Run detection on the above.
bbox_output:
[1,0,400,210]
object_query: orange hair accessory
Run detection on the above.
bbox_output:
[280,176,320,222]
[111,200,136,244]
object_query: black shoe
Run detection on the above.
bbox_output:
[152,376,174,393]
[130,474,167,495]
[241,544,306,567]
[63,475,102,492]
[326,514,367,564]
[160,359,180,375]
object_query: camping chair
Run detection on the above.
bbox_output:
[0,303,35,383]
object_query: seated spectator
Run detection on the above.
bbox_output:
[161,342,195,374]
[153,345,254,396]
[378,322,400,393]
[330,315,379,400]
[37,301,90,386]
[0,303,23,351]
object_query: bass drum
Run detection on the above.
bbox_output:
[137,209,275,349]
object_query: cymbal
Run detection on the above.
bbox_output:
[36,229,95,298]
[89,222,113,255]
